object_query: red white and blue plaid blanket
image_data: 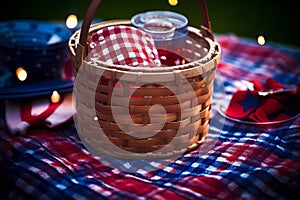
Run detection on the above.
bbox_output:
[1,34,300,199]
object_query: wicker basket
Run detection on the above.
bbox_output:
[69,0,221,159]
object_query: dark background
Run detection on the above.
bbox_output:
[0,0,299,47]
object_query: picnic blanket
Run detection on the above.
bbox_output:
[1,34,300,199]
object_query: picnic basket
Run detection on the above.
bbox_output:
[68,0,221,159]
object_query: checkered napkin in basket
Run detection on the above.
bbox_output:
[87,25,161,67]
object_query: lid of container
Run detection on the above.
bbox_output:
[131,11,188,41]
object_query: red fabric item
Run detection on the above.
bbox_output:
[5,92,75,134]
[265,77,283,89]
[226,77,300,122]
[225,90,259,119]
[249,98,286,122]
[249,80,266,91]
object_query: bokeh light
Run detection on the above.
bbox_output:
[168,0,178,6]
[257,35,266,46]
[51,90,60,103]
[66,14,78,29]
[93,115,99,121]
[16,67,27,81]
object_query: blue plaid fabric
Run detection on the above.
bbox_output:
[1,34,300,200]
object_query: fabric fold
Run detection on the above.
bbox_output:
[226,77,300,122]
[5,92,74,134]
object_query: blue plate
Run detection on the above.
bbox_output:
[0,62,74,100]
[0,20,71,49]
[0,78,74,99]
[0,20,74,99]
[0,20,72,81]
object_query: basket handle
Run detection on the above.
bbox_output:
[74,0,213,71]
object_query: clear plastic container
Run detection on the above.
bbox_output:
[131,11,189,66]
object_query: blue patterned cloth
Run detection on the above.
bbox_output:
[1,34,300,200]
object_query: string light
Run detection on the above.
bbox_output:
[66,14,78,29]
[16,67,27,81]
[51,90,60,103]
[257,34,266,46]
[168,0,178,6]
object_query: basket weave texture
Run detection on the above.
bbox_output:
[69,1,221,159]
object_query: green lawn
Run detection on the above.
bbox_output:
[1,0,299,47]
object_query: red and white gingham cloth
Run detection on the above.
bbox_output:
[5,92,74,135]
[87,25,161,67]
